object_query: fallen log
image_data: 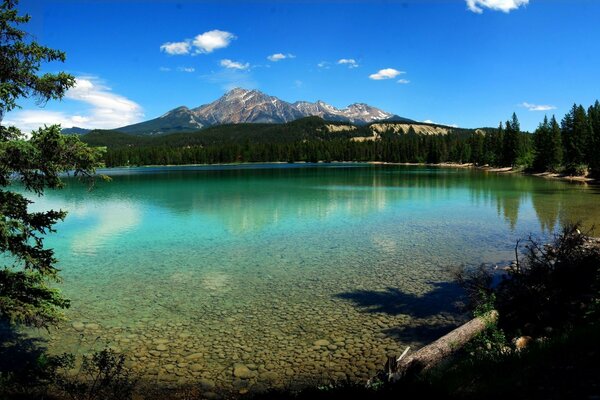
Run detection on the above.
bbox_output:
[386,310,498,381]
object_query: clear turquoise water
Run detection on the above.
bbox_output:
[22,164,600,390]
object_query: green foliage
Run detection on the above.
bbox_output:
[533,116,562,172]
[0,347,135,400]
[0,332,74,400]
[561,104,592,174]
[464,322,508,363]
[79,101,600,179]
[587,100,600,177]
[502,113,521,167]
[461,223,600,338]
[497,224,600,335]
[0,0,104,327]
[54,349,136,400]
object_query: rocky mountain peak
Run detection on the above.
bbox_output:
[114,88,410,135]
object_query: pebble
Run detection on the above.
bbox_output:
[71,322,85,332]
[259,371,278,381]
[190,364,203,372]
[233,363,254,379]
[184,352,203,360]
[313,339,330,347]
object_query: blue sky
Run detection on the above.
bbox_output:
[5,0,600,132]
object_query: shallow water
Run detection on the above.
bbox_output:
[18,164,600,391]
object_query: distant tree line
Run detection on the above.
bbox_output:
[92,100,600,178]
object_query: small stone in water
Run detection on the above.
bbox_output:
[71,322,85,332]
[233,363,253,379]
[185,352,203,360]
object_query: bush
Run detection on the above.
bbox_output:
[459,223,600,338]
[54,348,136,400]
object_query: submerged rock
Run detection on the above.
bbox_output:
[233,363,254,379]
[185,352,203,360]
[155,344,168,351]
[71,322,85,332]
[259,371,278,382]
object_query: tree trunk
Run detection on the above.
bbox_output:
[389,310,498,380]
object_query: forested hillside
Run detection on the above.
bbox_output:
[80,101,600,179]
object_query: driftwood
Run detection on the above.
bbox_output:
[387,310,498,381]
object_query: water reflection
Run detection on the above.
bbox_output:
[37,164,600,236]
[71,201,141,255]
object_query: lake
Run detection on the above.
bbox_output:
[24,163,600,391]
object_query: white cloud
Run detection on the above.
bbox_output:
[466,0,529,14]
[267,53,295,62]
[397,79,410,84]
[160,41,191,55]
[192,30,236,54]
[337,58,358,68]
[423,119,459,128]
[160,30,235,56]
[369,68,405,80]
[520,102,556,111]
[159,66,171,72]
[177,67,195,73]
[4,77,143,131]
[317,61,330,69]
[220,59,250,70]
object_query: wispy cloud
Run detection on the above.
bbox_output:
[466,0,529,14]
[317,61,330,69]
[159,66,171,72]
[397,79,410,84]
[177,67,195,73]
[267,53,295,62]
[220,59,250,70]
[337,58,358,68]
[520,102,556,111]
[4,77,143,131]
[160,30,236,55]
[201,69,258,91]
[160,41,190,55]
[369,68,405,80]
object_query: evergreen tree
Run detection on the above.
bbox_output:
[588,101,600,177]
[1,0,103,327]
[548,116,562,171]
[561,104,590,173]
[502,113,521,167]
[533,116,551,172]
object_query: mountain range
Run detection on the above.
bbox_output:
[63,88,413,136]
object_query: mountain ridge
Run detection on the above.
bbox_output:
[112,88,413,136]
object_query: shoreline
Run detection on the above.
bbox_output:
[100,161,597,186]
[367,161,598,185]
